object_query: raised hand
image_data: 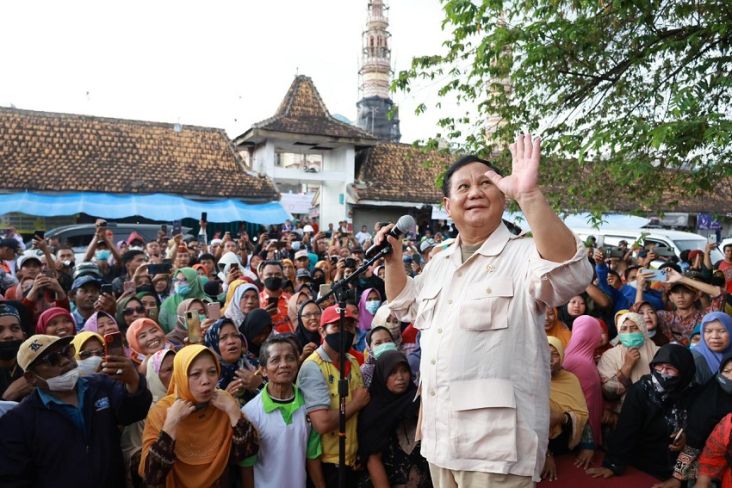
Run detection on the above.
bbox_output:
[163,399,196,438]
[484,133,541,201]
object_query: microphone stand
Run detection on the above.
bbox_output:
[315,245,392,488]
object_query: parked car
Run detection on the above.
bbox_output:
[571,227,725,264]
[42,223,192,262]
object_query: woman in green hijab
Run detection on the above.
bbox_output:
[158,267,209,333]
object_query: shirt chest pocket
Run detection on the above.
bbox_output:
[459,276,513,331]
[414,284,442,330]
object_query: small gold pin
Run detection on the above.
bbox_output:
[486,264,495,272]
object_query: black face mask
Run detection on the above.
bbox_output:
[0,339,22,361]
[717,374,732,395]
[312,276,325,287]
[651,369,684,393]
[136,284,155,295]
[264,277,283,291]
[325,331,355,354]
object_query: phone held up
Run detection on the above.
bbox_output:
[186,311,202,344]
[206,302,221,321]
[104,331,124,357]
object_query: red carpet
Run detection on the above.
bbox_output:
[538,452,660,488]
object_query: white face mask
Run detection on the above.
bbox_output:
[77,356,103,376]
[41,367,81,391]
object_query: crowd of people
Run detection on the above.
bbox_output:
[0,202,731,487]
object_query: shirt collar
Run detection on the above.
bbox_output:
[261,384,302,414]
[441,222,515,262]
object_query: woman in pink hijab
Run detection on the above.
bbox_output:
[563,315,604,446]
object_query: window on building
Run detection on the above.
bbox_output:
[275,150,323,173]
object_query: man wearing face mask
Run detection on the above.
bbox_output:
[0,303,33,402]
[259,261,293,334]
[297,305,371,486]
[0,333,152,487]
[82,223,123,284]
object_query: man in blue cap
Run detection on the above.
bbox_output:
[70,275,102,330]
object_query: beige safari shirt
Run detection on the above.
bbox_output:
[389,223,593,481]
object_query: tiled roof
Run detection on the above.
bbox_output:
[0,107,278,201]
[355,143,451,203]
[243,75,377,143]
[356,143,732,214]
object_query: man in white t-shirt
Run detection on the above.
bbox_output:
[241,336,324,488]
[355,225,372,246]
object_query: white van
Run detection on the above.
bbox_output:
[571,227,724,263]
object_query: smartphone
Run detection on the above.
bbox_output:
[98,220,107,228]
[186,311,202,344]
[319,283,332,299]
[197,233,207,244]
[708,234,717,245]
[267,296,278,308]
[104,332,124,357]
[101,283,114,296]
[206,302,221,320]
[641,269,668,282]
[123,280,136,294]
[34,230,45,240]
[147,264,162,276]
[673,428,684,443]
[653,247,675,258]
[162,259,172,267]
[201,212,208,223]
[172,220,182,236]
[146,307,159,321]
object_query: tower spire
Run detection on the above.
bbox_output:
[357,0,401,142]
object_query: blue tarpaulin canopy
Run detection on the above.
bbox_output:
[0,192,291,225]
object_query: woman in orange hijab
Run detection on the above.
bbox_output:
[545,307,572,348]
[139,345,259,487]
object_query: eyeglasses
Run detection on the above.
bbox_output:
[123,305,146,316]
[36,344,75,367]
[79,348,104,360]
[301,312,321,319]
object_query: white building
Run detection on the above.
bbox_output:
[233,76,377,228]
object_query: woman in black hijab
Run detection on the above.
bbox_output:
[293,300,322,364]
[356,350,430,488]
[239,308,273,367]
[586,344,697,481]
[658,352,732,485]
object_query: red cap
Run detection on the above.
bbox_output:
[320,305,358,327]
[127,231,145,245]
[688,249,703,261]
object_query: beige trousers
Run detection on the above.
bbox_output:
[429,464,535,488]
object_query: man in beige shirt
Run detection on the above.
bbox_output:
[376,134,593,487]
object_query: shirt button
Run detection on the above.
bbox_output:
[437,328,443,334]
[430,389,436,396]
[485,288,491,294]
[431,358,436,365]
[447,299,453,305]
[456,271,462,277]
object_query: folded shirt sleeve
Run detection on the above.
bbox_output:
[527,234,594,307]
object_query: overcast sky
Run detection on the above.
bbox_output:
[0,0,451,143]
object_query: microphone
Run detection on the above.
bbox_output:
[365,215,417,259]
